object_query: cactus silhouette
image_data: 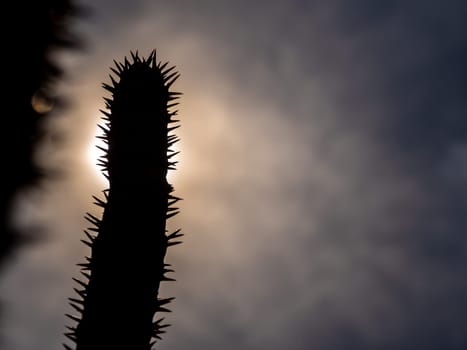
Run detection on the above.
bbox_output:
[64,50,182,350]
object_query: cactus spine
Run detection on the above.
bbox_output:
[64,50,182,350]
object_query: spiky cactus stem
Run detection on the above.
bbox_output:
[64,50,182,350]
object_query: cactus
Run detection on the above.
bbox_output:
[64,50,182,350]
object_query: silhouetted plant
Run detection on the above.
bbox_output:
[1,0,81,270]
[0,0,83,340]
[64,50,182,350]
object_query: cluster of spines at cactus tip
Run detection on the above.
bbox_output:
[63,50,183,350]
[97,50,182,178]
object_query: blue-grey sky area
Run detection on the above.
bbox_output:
[1,1,467,349]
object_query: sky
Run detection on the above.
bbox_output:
[1,0,467,349]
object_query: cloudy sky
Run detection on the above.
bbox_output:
[2,1,467,349]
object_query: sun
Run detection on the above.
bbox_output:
[86,121,108,186]
[85,117,181,186]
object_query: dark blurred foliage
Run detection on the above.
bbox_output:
[0,0,85,271]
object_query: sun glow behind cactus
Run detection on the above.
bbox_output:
[86,118,181,185]
[86,121,108,186]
